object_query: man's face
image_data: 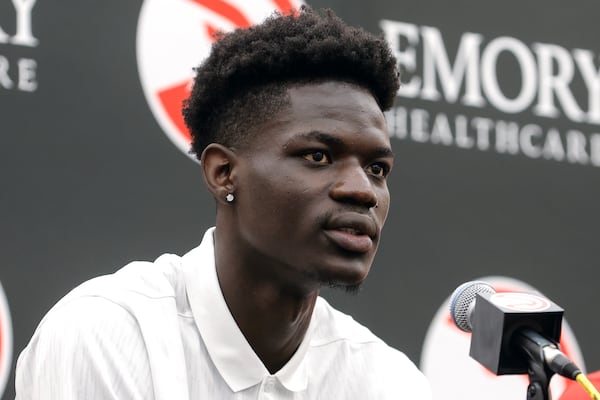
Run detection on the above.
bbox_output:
[232,81,393,290]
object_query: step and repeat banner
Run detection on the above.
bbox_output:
[1,0,599,398]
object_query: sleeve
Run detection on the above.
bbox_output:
[15,296,155,400]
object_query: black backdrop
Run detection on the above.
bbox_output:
[1,1,599,399]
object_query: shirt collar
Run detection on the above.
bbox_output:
[182,228,313,393]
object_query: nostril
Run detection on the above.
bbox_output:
[364,196,377,209]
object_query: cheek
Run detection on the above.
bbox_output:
[236,176,320,258]
[238,166,314,228]
[376,190,391,224]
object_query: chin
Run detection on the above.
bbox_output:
[317,262,370,291]
[326,280,364,295]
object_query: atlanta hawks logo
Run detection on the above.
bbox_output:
[490,292,552,312]
[136,0,303,160]
[0,281,13,398]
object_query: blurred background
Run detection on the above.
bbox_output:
[1,1,598,398]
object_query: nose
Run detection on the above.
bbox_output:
[330,163,378,209]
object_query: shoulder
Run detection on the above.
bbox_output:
[77,253,185,300]
[17,257,175,365]
[28,251,189,347]
[310,297,432,399]
[311,296,386,346]
[21,295,144,359]
[15,252,191,399]
[15,295,154,399]
[40,252,189,321]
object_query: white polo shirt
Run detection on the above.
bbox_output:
[16,228,431,399]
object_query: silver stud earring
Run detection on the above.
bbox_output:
[225,193,235,203]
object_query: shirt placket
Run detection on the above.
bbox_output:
[257,375,295,400]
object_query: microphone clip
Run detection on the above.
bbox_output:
[514,329,557,400]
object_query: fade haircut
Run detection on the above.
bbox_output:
[182,6,400,159]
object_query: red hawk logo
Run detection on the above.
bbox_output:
[137,0,303,160]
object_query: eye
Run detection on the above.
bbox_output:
[366,162,389,178]
[302,150,331,164]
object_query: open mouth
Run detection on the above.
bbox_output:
[324,229,373,253]
[338,227,363,235]
[323,213,378,253]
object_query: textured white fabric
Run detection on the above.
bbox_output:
[16,228,431,399]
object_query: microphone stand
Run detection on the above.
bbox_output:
[515,329,556,400]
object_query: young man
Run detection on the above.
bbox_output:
[16,7,431,399]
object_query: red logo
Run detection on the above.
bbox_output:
[0,281,13,397]
[490,292,551,312]
[136,0,303,160]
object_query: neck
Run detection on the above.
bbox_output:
[214,227,319,374]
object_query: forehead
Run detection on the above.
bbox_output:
[254,81,390,149]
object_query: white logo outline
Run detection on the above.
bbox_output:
[0,281,13,398]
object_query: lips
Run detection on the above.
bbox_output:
[323,214,378,253]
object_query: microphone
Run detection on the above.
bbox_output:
[449,280,581,380]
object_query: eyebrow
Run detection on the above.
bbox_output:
[295,131,344,146]
[288,130,395,158]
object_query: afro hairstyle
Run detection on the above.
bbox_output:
[182,6,400,159]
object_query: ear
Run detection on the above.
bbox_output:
[201,143,237,203]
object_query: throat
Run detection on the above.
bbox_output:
[214,233,319,373]
[221,276,318,373]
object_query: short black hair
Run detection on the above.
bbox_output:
[182,6,399,159]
